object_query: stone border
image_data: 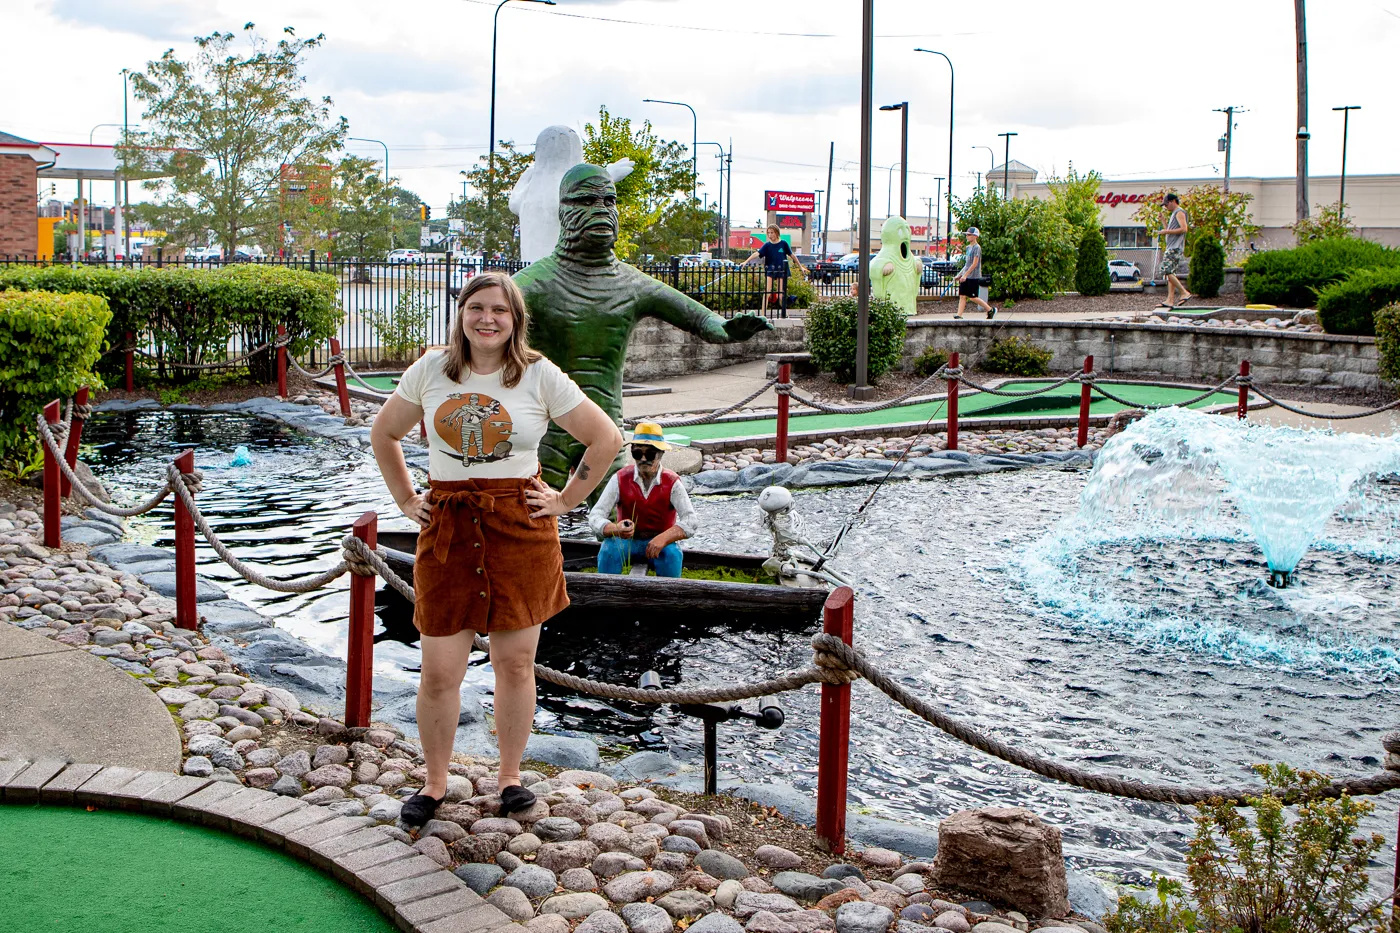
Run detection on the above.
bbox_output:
[0,757,520,933]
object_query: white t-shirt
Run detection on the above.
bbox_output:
[395,350,587,480]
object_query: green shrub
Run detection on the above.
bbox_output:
[1188,236,1225,299]
[804,295,906,382]
[953,189,1078,300]
[1315,266,1400,336]
[1242,238,1400,308]
[1074,229,1112,297]
[980,336,1052,376]
[1103,764,1386,933]
[1376,303,1400,384]
[0,264,341,383]
[0,289,110,463]
[912,345,950,378]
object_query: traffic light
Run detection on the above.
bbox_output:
[420,204,430,221]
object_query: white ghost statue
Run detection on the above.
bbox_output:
[509,125,635,262]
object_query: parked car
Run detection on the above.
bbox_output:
[920,255,959,289]
[703,258,736,269]
[835,253,877,272]
[387,248,424,264]
[186,246,223,263]
[1108,259,1141,282]
[228,245,266,263]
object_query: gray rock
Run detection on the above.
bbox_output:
[560,868,599,892]
[931,916,969,933]
[209,767,242,785]
[534,816,583,842]
[773,873,844,902]
[695,850,749,881]
[304,764,352,788]
[577,911,628,933]
[455,863,506,895]
[186,734,232,757]
[604,870,676,904]
[368,798,403,822]
[156,687,200,705]
[421,819,468,843]
[593,852,647,878]
[63,525,119,546]
[313,744,350,768]
[539,893,610,920]
[715,880,744,909]
[179,698,220,720]
[208,747,245,770]
[1066,871,1114,921]
[506,864,560,899]
[755,845,803,870]
[275,749,312,777]
[301,786,347,806]
[734,892,802,919]
[836,903,895,933]
[536,840,601,874]
[496,851,524,874]
[652,852,690,876]
[892,875,925,895]
[246,747,282,768]
[968,925,1017,933]
[655,889,715,918]
[138,571,225,602]
[958,904,996,917]
[489,886,537,922]
[621,901,675,933]
[271,775,304,798]
[688,914,746,933]
[327,800,368,817]
[608,751,682,782]
[183,756,213,777]
[823,865,866,882]
[413,835,453,867]
[525,733,601,770]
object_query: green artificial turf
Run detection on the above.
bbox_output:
[0,805,395,933]
[348,374,402,392]
[677,380,1237,442]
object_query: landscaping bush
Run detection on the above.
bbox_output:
[804,295,906,382]
[1103,764,1386,933]
[1315,266,1400,336]
[953,189,1077,300]
[0,289,110,465]
[1188,235,1225,299]
[979,336,1052,376]
[1376,303,1400,385]
[1242,238,1400,308]
[911,345,951,378]
[0,264,341,383]
[1074,228,1111,297]
[366,268,430,360]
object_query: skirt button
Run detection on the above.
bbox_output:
[476,567,484,574]
[479,591,487,598]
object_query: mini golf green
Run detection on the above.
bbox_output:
[676,380,1238,443]
[349,373,402,392]
[0,805,395,932]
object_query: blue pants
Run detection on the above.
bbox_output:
[597,536,684,578]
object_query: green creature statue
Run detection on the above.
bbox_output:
[515,163,774,490]
[869,215,923,317]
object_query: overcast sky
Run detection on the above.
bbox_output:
[6,0,1398,229]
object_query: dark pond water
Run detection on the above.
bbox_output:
[83,410,1400,887]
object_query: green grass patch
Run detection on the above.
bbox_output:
[578,565,776,583]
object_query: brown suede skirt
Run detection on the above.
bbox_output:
[412,477,569,637]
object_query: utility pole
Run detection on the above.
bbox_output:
[931,176,944,253]
[1333,105,1360,219]
[845,181,858,248]
[822,141,835,260]
[1295,0,1309,222]
[1213,106,1244,193]
[922,196,934,253]
[998,132,1018,199]
[853,0,875,399]
[813,189,823,255]
[725,141,733,261]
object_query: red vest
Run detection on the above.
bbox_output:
[616,465,679,537]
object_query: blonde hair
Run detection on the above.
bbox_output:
[766,224,780,237]
[444,272,541,388]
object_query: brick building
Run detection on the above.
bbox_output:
[0,132,57,258]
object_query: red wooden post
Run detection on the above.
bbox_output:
[123,330,135,392]
[42,400,61,548]
[61,387,89,498]
[945,351,960,451]
[1237,360,1250,420]
[1076,356,1094,449]
[418,345,428,441]
[276,324,288,398]
[775,362,792,465]
[173,450,198,630]
[331,337,352,417]
[816,585,855,854]
[346,510,378,728]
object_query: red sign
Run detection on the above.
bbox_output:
[776,214,805,229]
[1095,192,1150,207]
[765,190,816,212]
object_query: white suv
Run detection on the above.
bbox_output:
[186,246,222,263]
[1108,259,1141,282]
[387,249,424,264]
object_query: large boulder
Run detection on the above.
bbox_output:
[931,808,1068,919]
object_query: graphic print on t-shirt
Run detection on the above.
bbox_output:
[435,392,515,464]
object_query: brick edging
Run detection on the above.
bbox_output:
[0,758,520,933]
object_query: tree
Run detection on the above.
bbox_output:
[633,200,717,261]
[954,188,1077,300]
[450,141,533,258]
[1131,184,1260,258]
[1046,166,1102,239]
[582,106,697,260]
[328,156,394,260]
[121,24,348,256]
[1075,228,1112,296]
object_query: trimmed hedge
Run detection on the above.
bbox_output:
[1074,229,1112,297]
[1242,238,1400,308]
[0,264,341,382]
[980,336,1053,376]
[1188,236,1226,299]
[1376,303,1400,385]
[0,289,110,462]
[1315,266,1400,336]
[804,295,906,382]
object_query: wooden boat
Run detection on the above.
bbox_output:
[374,529,830,621]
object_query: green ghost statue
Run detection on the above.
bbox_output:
[869,215,923,317]
[514,163,774,490]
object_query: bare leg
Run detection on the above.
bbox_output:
[956,295,967,318]
[968,296,993,314]
[489,624,542,788]
[417,629,476,798]
[1169,274,1191,303]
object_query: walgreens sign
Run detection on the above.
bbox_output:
[1096,192,1151,207]
[765,190,816,212]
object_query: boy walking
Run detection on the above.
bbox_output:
[1156,193,1192,308]
[954,227,996,319]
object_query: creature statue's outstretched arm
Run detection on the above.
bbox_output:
[507,165,533,217]
[640,280,774,343]
[606,158,635,183]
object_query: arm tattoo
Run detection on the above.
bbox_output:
[577,461,592,481]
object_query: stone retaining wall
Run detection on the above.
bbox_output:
[903,320,1380,390]
[623,318,805,382]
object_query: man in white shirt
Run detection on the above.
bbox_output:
[587,423,699,577]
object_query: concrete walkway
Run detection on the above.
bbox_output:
[623,359,779,420]
[0,623,182,772]
[1247,402,1399,436]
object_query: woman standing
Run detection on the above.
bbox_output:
[743,224,807,316]
[370,272,623,826]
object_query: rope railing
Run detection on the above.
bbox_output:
[132,340,276,370]
[1244,382,1400,420]
[1084,373,1242,411]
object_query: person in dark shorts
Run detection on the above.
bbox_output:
[743,225,806,315]
[954,227,996,319]
[1155,193,1192,308]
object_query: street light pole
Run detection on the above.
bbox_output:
[349,137,392,249]
[885,162,901,217]
[489,0,556,259]
[121,68,131,259]
[643,98,698,202]
[1295,0,1309,222]
[1333,105,1361,218]
[931,177,943,252]
[879,102,909,218]
[853,0,875,399]
[698,141,728,256]
[822,141,834,260]
[914,49,954,258]
[973,145,994,184]
[997,132,1018,199]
